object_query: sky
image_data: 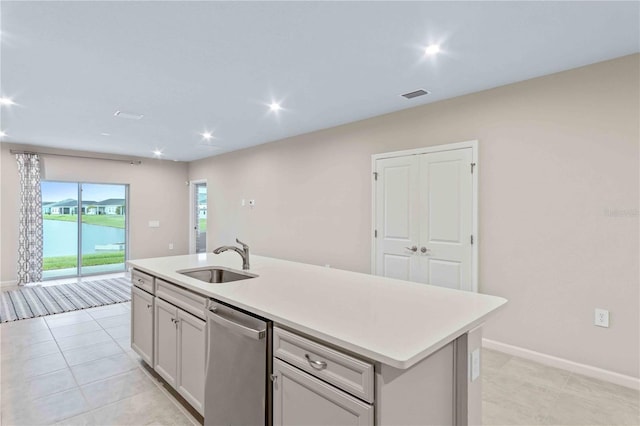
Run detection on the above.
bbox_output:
[42,182,126,203]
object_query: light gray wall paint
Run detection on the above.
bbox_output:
[189,55,639,378]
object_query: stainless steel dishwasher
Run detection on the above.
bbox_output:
[205,301,272,426]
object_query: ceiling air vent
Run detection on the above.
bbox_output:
[401,89,430,99]
[114,110,144,120]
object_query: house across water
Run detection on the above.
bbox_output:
[43,198,125,215]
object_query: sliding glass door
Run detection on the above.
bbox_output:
[42,181,128,279]
[79,183,127,276]
[42,182,79,278]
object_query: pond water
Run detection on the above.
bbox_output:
[43,220,125,257]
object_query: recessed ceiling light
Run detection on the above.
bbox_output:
[201,131,214,141]
[153,149,163,157]
[269,102,282,112]
[424,44,440,55]
[100,132,111,136]
[0,97,15,106]
[114,110,144,120]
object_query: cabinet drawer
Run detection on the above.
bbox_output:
[132,270,155,294]
[156,279,207,320]
[274,327,374,403]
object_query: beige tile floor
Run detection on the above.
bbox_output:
[1,276,638,425]
[482,348,640,425]
[0,300,200,425]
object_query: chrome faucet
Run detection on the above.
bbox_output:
[213,238,250,270]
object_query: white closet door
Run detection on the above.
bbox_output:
[374,155,420,282]
[418,148,473,290]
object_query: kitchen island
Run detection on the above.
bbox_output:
[128,252,506,426]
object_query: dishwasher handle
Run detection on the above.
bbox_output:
[208,309,266,340]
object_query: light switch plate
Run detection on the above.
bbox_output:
[148,220,160,228]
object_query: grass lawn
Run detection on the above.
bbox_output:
[43,214,125,229]
[43,251,125,271]
[199,218,206,231]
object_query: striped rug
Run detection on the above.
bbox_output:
[0,277,131,323]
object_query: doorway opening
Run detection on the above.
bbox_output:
[190,180,207,254]
[41,181,129,280]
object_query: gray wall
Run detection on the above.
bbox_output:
[189,54,639,378]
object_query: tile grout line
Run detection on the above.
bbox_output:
[134,364,200,425]
[0,308,93,424]
[45,284,129,404]
[53,296,137,421]
[1,275,133,425]
[45,302,95,419]
[539,370,575,425]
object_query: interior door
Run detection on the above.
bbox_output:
[191,182,207,254]
[374,155,420,281]
[374,147,474,291]
[418,148,473,290]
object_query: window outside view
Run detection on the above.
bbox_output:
[41,181,128,279]
[196,183,207,253]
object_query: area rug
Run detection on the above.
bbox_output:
[0,277,131,323]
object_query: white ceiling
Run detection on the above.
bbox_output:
[1,1,638,161]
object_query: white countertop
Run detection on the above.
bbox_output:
[128,253,506,369]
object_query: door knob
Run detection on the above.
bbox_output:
[405,246,418,252]
[421,247,431,254]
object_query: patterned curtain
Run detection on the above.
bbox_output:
[15,153,44,285]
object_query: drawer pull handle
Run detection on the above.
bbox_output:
[305,354,327,370]
[137,278,144,283]
[146,304,152,309]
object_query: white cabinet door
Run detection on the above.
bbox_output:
[131,286,154,366]
[273,359,373,426]
[154,297,178,387]
[177,309,206,416]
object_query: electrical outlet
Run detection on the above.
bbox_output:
[595,308,609,328]
[169,243,174,250]
[249,199,255,207]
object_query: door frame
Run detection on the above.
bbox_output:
[189,179,207,254]
[370,140,479,292]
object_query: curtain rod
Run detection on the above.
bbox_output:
[9,150,142,165]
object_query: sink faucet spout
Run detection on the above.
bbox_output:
[213,238,250,270]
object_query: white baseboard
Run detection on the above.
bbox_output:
[1,280,18,288]
[483,338,640,391]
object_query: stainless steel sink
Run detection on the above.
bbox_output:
[177,267,257,284]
